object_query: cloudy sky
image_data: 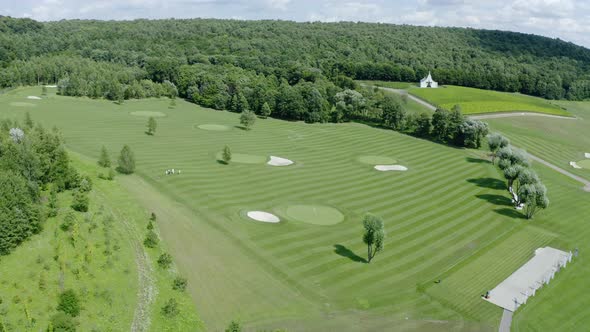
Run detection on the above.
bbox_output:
[2,0,590,48]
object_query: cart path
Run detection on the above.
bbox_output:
[364,84,576,120]
[527,154,590,192]
[469,113,576,120]
[499,309,513,332]
[360,85,437,111]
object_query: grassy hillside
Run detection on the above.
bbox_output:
[0,87,588,331]
[410,86,569,116]
[0,152,201,331]
[485,101,590,180]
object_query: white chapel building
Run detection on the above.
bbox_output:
[420,72,438,88]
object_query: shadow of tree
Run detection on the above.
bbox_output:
[466,157,491,164]
[467,178,507,190]
[476,194,513,206]
[495,208,526,219]
[334,244,367,263]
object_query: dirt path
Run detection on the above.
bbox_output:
[96,189,156,332]
[469,113,576,120]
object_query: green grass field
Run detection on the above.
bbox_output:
[0,87,588,331]
[409,85,569,116]
[485,101,590,181]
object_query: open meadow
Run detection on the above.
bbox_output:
[409,85,569,116]
[1,86,589,331]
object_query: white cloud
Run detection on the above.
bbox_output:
[267,0,290,10]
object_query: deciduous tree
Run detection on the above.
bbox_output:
[362,213,385,263]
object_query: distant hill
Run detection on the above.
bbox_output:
[1,17,590,100]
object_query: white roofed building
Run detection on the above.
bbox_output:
[420,72,438,88]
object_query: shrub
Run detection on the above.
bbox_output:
[143,230,159,248]
[157,253,173,269]
[57,289,80,317]
[172,277,188,291]
[226,320,242,332]
[161,298,179,318]
[60,213,76,232]
[71,190,89,212]
[49,312,77,332]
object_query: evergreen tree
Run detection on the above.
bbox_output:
[117,145,136,174]
[98,146,111,168]
[260,102,272,118]
[48,185,59,217]
[222,145,231,164]
[146,117,157,135]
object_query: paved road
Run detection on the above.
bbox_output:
[499,309,513,332]
[470,113,576,120]
[527,154,590,192]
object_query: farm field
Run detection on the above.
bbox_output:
[485,101,590,181]
[0,153,200,331]
[409,85,569,116]
[1,86,589,331]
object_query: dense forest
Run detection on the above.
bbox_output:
[1,16,590,122]
[0,114,88,255]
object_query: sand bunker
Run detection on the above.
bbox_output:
[130,111,166,117]
[216,152,267,164]
[10,102,36,107]
[197,124,231,131]
[585,153,590,159]
[27,96,41,100]
[45,85,57,88]
[570,161,583,169]
[247,211,280,223]
[358,155,397,165]
[374,165,408,172]
[268,156,294,167]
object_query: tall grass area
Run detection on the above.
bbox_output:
[486,101,590,180]
[410,85,569,116]
[0,86,587,330]
[0,153,201,331]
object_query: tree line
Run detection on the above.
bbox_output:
[0,114,86,255]
[1,17,589,101]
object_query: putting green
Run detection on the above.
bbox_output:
[577,159,590,169]
[130,111,166,117]
[9,102,36,107]
[197,124,231,131]
[284,205,344,225]
[216,152,267,164]
[358,155,397,165]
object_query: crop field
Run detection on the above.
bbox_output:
[0,87,588,331]
[484,101,590,181]
[409,85,569,116]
